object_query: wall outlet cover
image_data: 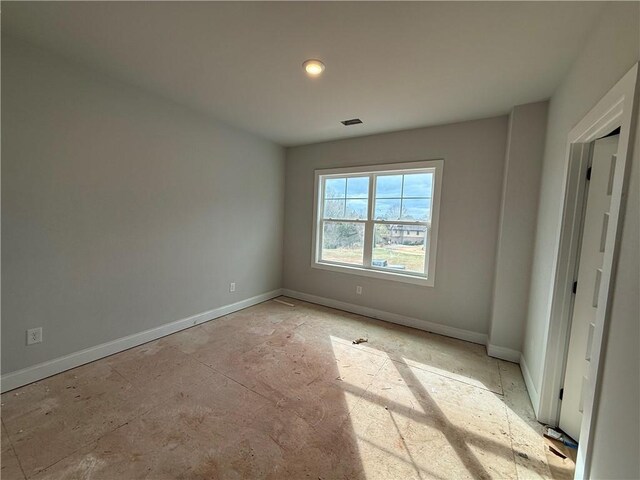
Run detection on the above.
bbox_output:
[27,327,43,345]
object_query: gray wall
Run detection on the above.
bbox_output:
[489,102,548,354]
[1,37,285,374]
[522,1,639,400]
[283,117,508,336]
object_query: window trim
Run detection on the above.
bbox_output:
[311,159,443,287]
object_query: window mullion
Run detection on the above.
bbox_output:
[399,174,405,220]
[318,219,325,262]
[342,177,347,218]
[423,223,430,274]
[363,221,373,268]
[363,174,375,268]
[373,219,428,226]
[317,178,325,263]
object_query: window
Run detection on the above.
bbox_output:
[312,160,443,286]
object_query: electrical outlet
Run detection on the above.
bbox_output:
[229,282,236,293]
[356,286,363,295]
[26,327,42,345]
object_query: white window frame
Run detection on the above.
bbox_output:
[311,160,443,286]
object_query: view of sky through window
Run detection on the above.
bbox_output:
[374,173,432,221]
[323,176,369,219]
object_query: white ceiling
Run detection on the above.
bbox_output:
[3,2,604,146]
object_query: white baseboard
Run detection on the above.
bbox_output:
[2,287,536,405]
[0,289,283,393]
[486,344,521,363]
[282,289,488,345]
[519,353,540,414]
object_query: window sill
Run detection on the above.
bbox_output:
[311,261,434,287]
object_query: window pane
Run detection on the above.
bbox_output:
[401,198,431,221]
[375,175,402,198]
[325,178,346,199]
[321,222,365,265]
[372,224,427,273]
[374,198,401,220]
[346,177,369,199]
[323,199,345,218]
[403,173,432,198]
[345,199,368,219]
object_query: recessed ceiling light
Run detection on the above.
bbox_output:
[303,59,325,77]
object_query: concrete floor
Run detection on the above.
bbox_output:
[1,297,575,479]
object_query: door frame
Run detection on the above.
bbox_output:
[537,63,638,479]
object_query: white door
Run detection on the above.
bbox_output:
[559,134,619,441]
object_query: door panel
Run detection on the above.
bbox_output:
[559,135,618,441]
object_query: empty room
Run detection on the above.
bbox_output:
[1,2,639,479]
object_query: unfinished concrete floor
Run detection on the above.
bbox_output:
[1,297,574,479]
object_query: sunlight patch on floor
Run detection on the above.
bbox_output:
[330,333,554,479]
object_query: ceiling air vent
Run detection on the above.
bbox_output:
[341,118,363,126]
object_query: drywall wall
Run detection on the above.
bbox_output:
[522,2,639,401]
[588,114,639,479]
[1,37,285,375]
[488,102,548,357]
[283,116,508,338]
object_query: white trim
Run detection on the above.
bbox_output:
[0,289,283,393]
[427,160,443,284]
[536,63,638,480]
[311,261,433,286]
[282,289,487,345]
[486,344,521,363]
[520,353,541,414]
[537,142,593,425]
[313,160,442,177]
